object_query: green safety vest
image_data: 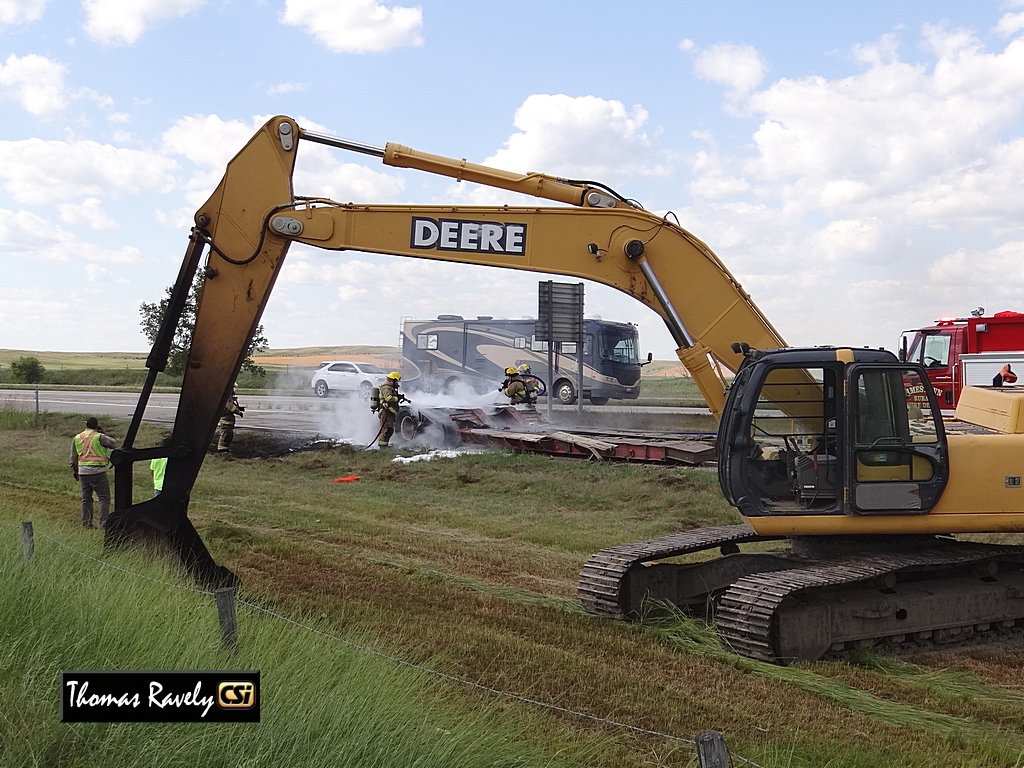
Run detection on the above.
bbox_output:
[74,430,109,468]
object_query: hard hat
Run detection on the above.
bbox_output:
[518,364,531,373]
[387,371,401,381]
[505,366,518,376]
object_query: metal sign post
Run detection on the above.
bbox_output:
[538,281,585,418]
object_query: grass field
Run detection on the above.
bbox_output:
[4,411,1024,767]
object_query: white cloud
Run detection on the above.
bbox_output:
[267,81,309,96]
[809,218,882,262]
[294,142,405,202]
[483,94,662,181]
[0,288,148,350]
[161,113,264,169]
[994,11,1024,37]
[107,111,129,123]
[280,0,423,54]
[678,38,695,52]
[0,0,47,29]
[160,114,405,206]
[84,262,128,282]
[687,25,1024,233]
[0,207,142,262]
[59,197,119,229]
[693,43,767,100]
[0,139,178,204]
[0,53,67,115]
[82,0,208,45]
[688,150,750,199]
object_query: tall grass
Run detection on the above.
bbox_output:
[647,610,1024,766]
[0,523,598,768]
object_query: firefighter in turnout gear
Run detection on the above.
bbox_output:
[518,363,539,406]
[216,390,245,452]
[70,416,118,528]
[501,366,530,405]
[372,371,407,448]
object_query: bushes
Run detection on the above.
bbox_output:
[9,356,45,383]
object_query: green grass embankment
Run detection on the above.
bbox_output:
[0,525,598,767]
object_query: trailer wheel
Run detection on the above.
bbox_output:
[589,396,609,406]
[442,377,461,395]
[554,379,576,405]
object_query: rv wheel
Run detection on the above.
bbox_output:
[554,379,576,405]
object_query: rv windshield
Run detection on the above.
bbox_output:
[599,328,639,364]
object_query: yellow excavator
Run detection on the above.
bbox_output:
[107,116,1024,665]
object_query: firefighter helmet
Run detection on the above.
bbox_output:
[518,364,531,373]
[387,371,401,381]
[505,366,518,376]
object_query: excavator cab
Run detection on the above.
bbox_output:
[719,348,949,519]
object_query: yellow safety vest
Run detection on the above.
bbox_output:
[74,430,109,468]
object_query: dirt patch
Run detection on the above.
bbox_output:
[208,431,355,460]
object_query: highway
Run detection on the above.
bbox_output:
[0,388,712,438]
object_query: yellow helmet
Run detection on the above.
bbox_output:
[518,364,531,373]
[505,366,518,376]
[387,371,401,381]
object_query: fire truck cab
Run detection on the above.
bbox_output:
[901,310,1024,409]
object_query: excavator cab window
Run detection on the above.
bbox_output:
[845,364,948,514]
[731,364,843,514]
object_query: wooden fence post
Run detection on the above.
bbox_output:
[695,730,731,768]
[22,521,33,562]
[215,586,238,654]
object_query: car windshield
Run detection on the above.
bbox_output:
[598,328,639,364]
[357,363,385,374]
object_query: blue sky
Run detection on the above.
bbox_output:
[3,0,1024,360]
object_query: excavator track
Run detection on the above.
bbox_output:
[716,541,1024,663]
[578,524,780,618]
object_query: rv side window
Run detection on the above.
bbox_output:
[561,342,577,354]
[531,336,549,352]
[514,337,527,349]
[417,334,438,350]
[584,335,592,356]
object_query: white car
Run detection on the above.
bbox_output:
[311,361,389,398]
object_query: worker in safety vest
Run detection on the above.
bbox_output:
[70,416,118,529]
[501,366,529,405]
[372,371,407,448]
[150,457,167,496]
[216,390,245,452]
[518,364,540,406]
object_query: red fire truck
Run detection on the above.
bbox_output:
[900,309,1024,410]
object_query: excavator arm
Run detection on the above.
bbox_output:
[106,115,785,585]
